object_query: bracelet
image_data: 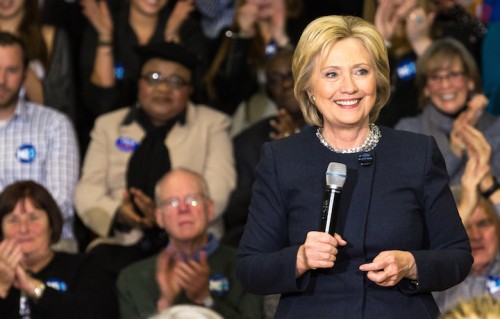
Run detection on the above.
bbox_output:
[31,282,46,301]
[481,176,500,199]
[97,40,113,46]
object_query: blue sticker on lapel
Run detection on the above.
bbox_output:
[16,144,37,163]
[209,274,230,296]
[46,279,68,291]
[114,62,124,80]
[115,137,139,152]
[487,275,500,294]
[396,59,416,81]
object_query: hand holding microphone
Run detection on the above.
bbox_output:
[295,162,348,277]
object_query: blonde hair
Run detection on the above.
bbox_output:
[439,294,500,319]
[292,15,390,126]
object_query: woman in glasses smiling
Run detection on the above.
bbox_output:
[395,38,500,190]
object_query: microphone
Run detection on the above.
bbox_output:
[320,162,347,235]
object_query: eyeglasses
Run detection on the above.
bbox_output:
[267,72,294,87]
[427,71,465,86]
[141,72,191,89]
[158,193,205,210]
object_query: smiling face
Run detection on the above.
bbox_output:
[466,204,499,275]
[1,198,52,263]
[0,0,24,19]
[307,38,377,131]
[155,170,214,245]
[138,58,192,126]
[424,58,473,114]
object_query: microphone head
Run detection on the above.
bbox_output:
[326,162,347,189]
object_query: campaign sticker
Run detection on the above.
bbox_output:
[114,62,125,80]
[487,275,500,294]
[209,274,230,296]
[115,137,139,152]
[16,144,36,163]
[46,279,68,292]
[396,59,416,81]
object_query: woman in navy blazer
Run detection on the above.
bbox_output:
[237,15,472,318]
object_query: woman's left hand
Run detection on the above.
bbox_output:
[13,266,44,298]
[359,250,417,287]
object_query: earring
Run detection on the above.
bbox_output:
[310,95,316,105]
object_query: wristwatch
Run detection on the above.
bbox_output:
[31,282,46,301]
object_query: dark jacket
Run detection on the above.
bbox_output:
[237,125,472,318]
[0,252,118,319]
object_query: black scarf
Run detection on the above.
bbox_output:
[126,107,183,253]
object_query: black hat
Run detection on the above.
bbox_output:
[136,42,198,73]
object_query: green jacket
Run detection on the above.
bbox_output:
[116,244,262,319]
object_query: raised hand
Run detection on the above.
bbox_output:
[0,240,23,298]
[172,251,211,304]
[164,0,195,42]
[129,187,156,228]
[116,190,152,229]
[155,249,181,311]
[80,0,114,42]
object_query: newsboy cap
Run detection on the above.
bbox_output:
[136,42,198,73]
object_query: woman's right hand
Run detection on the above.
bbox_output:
[155,249,181,311]
[80,0,114,41]
[0,240,23,298]
[296,231,347,278]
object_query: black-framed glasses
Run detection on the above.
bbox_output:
[158,193,205,210]
[141,72,191,89]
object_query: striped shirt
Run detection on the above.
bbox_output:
[0,100,79,239]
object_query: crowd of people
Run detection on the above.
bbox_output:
[0,0,499,318]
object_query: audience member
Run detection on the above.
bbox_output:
[434,193,500,312]
[365,0,486,128]
[116,169,262,319]
[223,48,305,247]
[204,0,297,116]
[439,293,500,319]
[395,38,500,186]
[79,0,209,118]
[0,0,76,122]
[0,32,80,253]
[364,0,435,127]
[0,181,117,318]
[433,121,500,313]
[74,42,235,271]
[431,0,487,67]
